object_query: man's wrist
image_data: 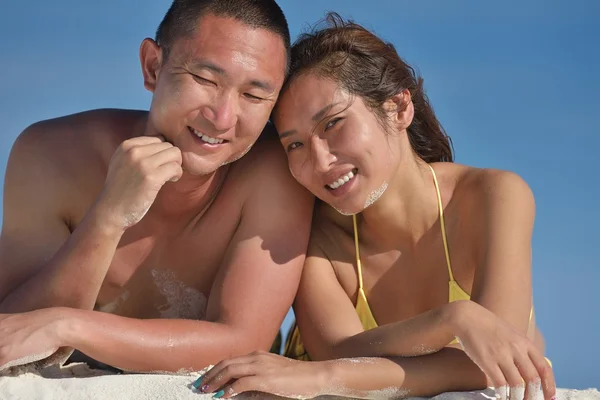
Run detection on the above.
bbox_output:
[85,201,127,238]
[54,307,86,349]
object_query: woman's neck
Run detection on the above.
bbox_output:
[359,157,440,252]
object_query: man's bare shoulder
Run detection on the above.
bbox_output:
[229,131,298,191]
[15,109,147,163]
[225,130,314,223]
[5,109,149,213]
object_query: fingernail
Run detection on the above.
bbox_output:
[551,397,557,400]
[192,376,203,389]
[213,390,225,399]
[201,385,209,393]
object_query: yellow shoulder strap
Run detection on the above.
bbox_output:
[352,214,364,290]
[428,164,455,282]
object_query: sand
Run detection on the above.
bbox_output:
[0,363,598,400]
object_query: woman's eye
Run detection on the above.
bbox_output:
[325,117,343,131]
[287,142,302,151]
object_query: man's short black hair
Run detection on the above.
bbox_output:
[156,0,290,73]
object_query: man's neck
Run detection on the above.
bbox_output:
[146,166,229,228]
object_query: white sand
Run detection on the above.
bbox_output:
[0,363,598,400]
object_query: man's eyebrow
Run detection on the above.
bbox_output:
[188,60,226,75]
[279,102,343,139]
[249,79,274,93]
[187,61,274,93]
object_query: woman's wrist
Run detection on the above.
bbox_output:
[445,300,477,340]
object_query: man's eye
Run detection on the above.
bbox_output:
[193,75,216,86]
[244,93,266,102]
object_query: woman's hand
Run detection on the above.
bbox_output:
[451,301,556,400]
[195,351,331,399]
[0,308,70,371]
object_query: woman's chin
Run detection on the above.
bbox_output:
[327,200,363,216]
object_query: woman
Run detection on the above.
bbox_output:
[198,13,555,400]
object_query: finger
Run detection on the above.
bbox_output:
[125,142,174,161]
[513,354,539,400]
[495,385,509,400]
[146,146,182,168]
[524,378,542,400]
[199,353,263,388]
[199,363,258,394]
[510,384,525,400]
[220,376,265,399]
[198,355,261,390]
[529,350,556,400]
[121,136,165,150]
[482,363,508,400]
[157,161,183,183]
[499,359,525,400]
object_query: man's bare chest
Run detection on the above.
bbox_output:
[94,206,241,320]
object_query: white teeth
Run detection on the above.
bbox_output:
[191,128,224,144]
[327,171,355,190]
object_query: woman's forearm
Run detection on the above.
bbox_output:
[322,347,487,399]
[332,300,473,359]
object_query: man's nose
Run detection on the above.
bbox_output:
[201,91,239,132]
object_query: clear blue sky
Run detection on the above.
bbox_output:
[0,0,598,390]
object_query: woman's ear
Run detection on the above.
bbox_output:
[384,89,414,131]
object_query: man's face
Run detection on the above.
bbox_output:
[145,14,287,175]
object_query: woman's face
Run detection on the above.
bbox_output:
[273,73,406,215]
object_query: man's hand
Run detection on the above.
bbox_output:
[0,308,70,371]
[96,136,183,231]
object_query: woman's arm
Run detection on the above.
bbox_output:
[469,170,536,332]
[293,238,460,362]
[198,348,485,399]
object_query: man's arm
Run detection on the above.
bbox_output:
[0,124,183,313]
[0,124,123,312]
[36,142,314,371]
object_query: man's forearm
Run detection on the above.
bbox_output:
[332,301,469,359]
[0,205,123,313]
[322,348,487,399]
[59,309,260,372]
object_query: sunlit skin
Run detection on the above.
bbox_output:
[0,14,313,373]
[145,15,285,177]
[199,72,555,400]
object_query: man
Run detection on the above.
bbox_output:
[0,0,313,373]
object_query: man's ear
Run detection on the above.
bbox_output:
[140,38,163,93]
[383,89,414,131]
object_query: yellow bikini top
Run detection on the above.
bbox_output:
[353,164,470,332]
[284,164,536,360]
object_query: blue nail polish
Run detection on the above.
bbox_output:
[213,390,225,398]
[192,376,203,389]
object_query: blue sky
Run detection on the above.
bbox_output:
[1,0,598,390]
